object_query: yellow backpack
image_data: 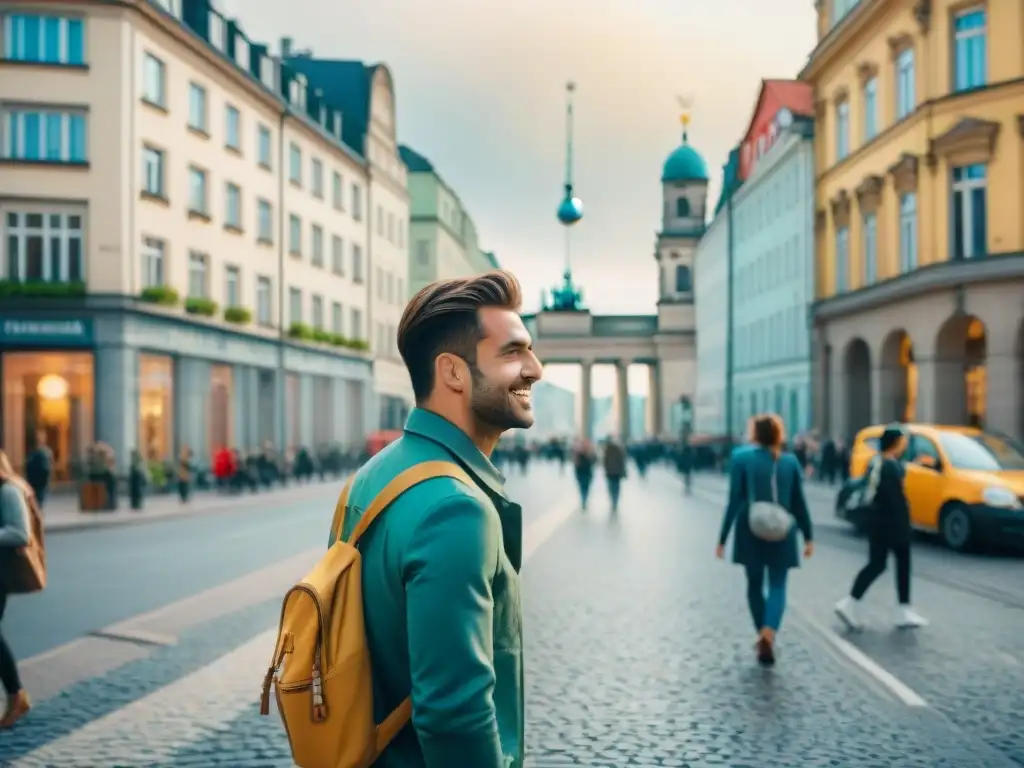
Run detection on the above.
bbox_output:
[260,460,473,768]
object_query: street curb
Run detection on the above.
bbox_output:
[43,478,350,534]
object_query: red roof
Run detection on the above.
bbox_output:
[738,79,814,180]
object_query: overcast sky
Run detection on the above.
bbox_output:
[223,0,817,393]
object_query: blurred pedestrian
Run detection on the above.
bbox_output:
[602,437,627,512]
[24,430,52,509]
[0,450,42,729]
[177,446,193,503]
[572,437,597,510]
[716,414,814,666]
[834,424,927,630]
[128,449,147,510]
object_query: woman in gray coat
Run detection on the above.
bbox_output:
[716,415,814,666]
[0,450,33,727]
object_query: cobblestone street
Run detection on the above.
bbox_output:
[3,463,1024,767]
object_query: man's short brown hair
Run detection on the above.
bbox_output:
[397,270,523,403]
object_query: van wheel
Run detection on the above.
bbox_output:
[940,503,973,552]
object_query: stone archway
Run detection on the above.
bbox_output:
[880,329,917,423]
[843,338,872,440]
[934,314,987,427]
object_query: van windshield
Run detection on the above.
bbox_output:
[938,432,1024,471]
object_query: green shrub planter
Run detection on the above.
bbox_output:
[0,280,87,298]
[288,322,314,341]
[224,306,252,324]
[346,339,370,352]
[184,297,218,317]
[139,285,180,306]
[312,329,333,343]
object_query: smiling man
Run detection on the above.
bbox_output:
[330,270,541,768]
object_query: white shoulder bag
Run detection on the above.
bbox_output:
[747,458,794,542]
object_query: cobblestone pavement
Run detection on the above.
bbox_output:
[4,463,1023,766]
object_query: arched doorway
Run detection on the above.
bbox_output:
[843,338,872,439]
[880,330,917,423]
[934,314,987,426]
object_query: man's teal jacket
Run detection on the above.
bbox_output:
[329,408,524,768]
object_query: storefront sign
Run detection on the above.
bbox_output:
[0,318,94,346]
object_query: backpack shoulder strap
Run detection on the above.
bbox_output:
[329,476,356,544]
[350,460,474,546]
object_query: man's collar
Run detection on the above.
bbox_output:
[404,407,508,499]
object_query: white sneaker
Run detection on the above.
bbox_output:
[897,606,928,628]
[834,596,863,630]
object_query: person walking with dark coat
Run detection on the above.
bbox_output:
[835,424,928,630]
[602,438,627,512]
[717,414,814,666]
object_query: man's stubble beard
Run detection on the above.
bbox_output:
[468,365,532,433]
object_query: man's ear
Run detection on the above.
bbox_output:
[436,353,466,393]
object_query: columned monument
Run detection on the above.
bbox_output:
[522,89,705,440]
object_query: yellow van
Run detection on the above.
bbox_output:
[843,424,1024,551]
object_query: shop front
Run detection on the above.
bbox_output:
[0,318,95,482]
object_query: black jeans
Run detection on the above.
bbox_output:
[851,537,911,604]
[606,476,622,510]
[0,592,22,694]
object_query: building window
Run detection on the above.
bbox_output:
[351,307,363,341]
[674,264,692,292]
[953,8,987,92]
[188,167,208,214]
[311,159,324,198]
[225,265,240,307]
[311,294,324,329]
[397,278,404,300]
[862,212,877,285]
[332,171,343,209]
[376,205,384,236]
[256,275,272,325]
[225,105,241,150]
[397,221,405,249]
[352,243,363,282]
[142,146,164,196]
[289,142,301,185]
[142,53,165,106]
[311,224,324,267]
[4,211,84,283]
[351,183,362,220]
[834,226,849,293]
[899,192,917,272]
[835,100,850,161]
[951,163,986,259]
[332,301,343,334]
[225,183,241,228]
[188,83,207,132]
[3,14,85,65]
[862,77,877,141]
[188,251,207,297]
[831,0,857,27]
[416,239,430,264]
[387,212,394,243]
[257,199,272,242]
[676,197,690,217]
[2,109,87,163]
[289,286,302,325]
[288,214,301,255]
[332,235,344,274]
[257,124,271,168]
[142,237,164,288]
[896,48,915,119]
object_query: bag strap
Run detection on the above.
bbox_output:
[328,460,476,754]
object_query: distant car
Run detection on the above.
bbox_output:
[841,424,1024,552]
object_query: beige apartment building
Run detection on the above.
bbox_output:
[0,0,410,480]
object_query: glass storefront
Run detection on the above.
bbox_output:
[139,354,174,461]
[209,364,234,452]
[2,351,95,481]
[286,372,300,448]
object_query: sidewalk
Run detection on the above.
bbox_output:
[39,476,349,533]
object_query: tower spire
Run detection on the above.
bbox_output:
[550,80,584,311]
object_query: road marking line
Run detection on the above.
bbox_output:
[12,495,580,765]
[21,547,324,671]
[89,628,178,647]
[795,607,928,708]
[10,629,279,767]
[523,494,578,562]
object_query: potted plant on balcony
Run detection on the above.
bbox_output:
[224,306,252,324]
[184,296,218,317]
[139,285,180,306]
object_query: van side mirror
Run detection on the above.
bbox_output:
[916,455,938,469]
